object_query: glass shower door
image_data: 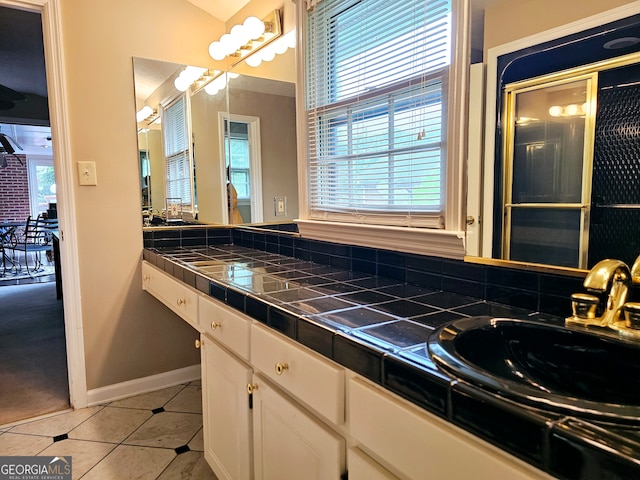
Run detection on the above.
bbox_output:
[502,75,597,268]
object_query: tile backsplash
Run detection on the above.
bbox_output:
[143,226,593,318]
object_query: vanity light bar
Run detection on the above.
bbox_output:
[208,10,282,66]
[136,105,159,125]
[188,69,223,96]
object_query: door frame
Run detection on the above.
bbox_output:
[218,112,263,224]
[2,0,88,408]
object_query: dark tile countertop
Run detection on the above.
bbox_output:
[143,244,640,480]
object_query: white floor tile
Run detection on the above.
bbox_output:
[164,385,202,414]
[188,428,204,452]
[10,406,103,437]
[2,384,215,480]
[0,432,53,456]
[123,412,203,449]
[109,386,185,410]
[157,451,217,480]
[68,406,153,444]
[39,438,116,480]
[82,444,176,480]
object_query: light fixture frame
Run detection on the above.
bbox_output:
[213,10,283,66]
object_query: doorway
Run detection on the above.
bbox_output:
[0,5,70,425]
[220,113,263,224]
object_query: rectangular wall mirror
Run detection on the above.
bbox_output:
[470,8,640,273]
[133,48,299,228]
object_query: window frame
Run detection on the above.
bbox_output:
[295,0,470,258]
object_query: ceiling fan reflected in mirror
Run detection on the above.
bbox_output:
[0,131,24,168]
[0,84,27,110]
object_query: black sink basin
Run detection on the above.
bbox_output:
[427,317,640,423]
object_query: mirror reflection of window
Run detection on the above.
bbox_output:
[163,94,193,212]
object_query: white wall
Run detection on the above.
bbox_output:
[59,0,225,390]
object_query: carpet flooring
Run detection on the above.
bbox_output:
[0,282,70,426]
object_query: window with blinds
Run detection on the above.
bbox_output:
[163,94,193,209]
[306,0,451,228]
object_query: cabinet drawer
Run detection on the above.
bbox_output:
[349,377,551,480]
[251,324,344,425]
[199,295,251,361]
[142,261,199,329]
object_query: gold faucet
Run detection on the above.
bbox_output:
[567,259,631,328]
[567,256,640,340]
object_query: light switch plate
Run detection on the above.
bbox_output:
[77,161,97,186]
[274,196,287,216]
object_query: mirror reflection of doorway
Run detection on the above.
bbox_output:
[221,115,263,224]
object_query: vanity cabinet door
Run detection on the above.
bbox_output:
[348,447,400,480]
[142,261,199,329]
[201,336,253,480]
[251,374,346,480]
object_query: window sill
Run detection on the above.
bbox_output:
[295,219,465,259]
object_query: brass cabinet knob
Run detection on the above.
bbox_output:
[275,362,289,375]
[143,274,151,281]
[194,338,201,349]
[247,383,259,394]
[176,298,186,306]
[211,321,222,331]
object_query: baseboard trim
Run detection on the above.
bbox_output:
[86,364,201,407]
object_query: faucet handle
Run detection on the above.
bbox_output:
[570,293,600,320]
[631,256,640,285]
[622,302,640,330]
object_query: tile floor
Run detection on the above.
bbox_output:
[0,381,218,480]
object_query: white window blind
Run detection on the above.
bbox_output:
[163,94,192,209]
[306,0,451,228]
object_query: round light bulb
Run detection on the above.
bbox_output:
[565,104,580,116]
[136,105,153,122]
[204,83,219,95]
[548,105,563,117]
[243,16,265,40]
[285,29,296,49]
[174,76,192,91]
[209,41,226,61]
[184,66,205,81]
[213,76,227,90]
[220,33,236,55]
[273,37,289,55]
[245,54,262,67]
[260,45,276,62]
[230,24,250,46]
